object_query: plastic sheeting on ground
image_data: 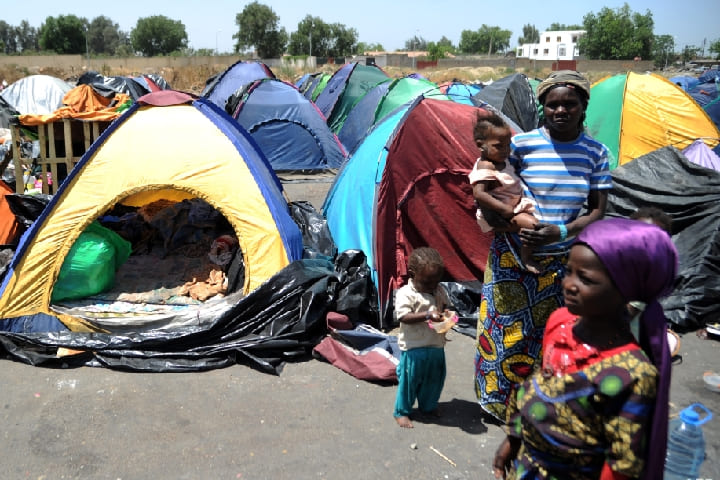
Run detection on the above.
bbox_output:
[0,249,380,374]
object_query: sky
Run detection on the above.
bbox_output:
[5,0,719,55]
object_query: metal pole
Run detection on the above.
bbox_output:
[216,30,221,55]
[84,26,89,66]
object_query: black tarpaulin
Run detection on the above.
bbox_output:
[0,250,380,373]
[606,146,720,330]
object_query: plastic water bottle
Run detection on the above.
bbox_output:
[664,403,712,480]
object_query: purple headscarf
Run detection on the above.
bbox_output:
[576,217,678,480]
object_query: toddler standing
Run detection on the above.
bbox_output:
[393,247,450,428]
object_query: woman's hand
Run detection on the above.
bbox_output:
[493,436,520,479]
[518,223,561,247]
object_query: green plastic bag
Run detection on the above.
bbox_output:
[51,221,132,302]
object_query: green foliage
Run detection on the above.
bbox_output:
[233,1,287,58]
[578,3,654,59]
[681,45,701,63]
[130,15,188,56]
[518,24,539,45]
[709,39,720,60]
[546,23,583,31]
[458,25,511,54]
[88,16,125,55]
[355,42,384,54]
[38,14,87,54]
[404,35,427,51]
[17,21,38,52]
[652,34,676,68]
[0,21,17,54]
[426,41,454,61]
[287,15,357,57]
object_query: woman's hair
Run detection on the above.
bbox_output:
[408,247,444,275]
[629,206,672,234]
[473,111,509,142]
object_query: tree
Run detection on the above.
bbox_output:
[458,25,511,55]
[652,34,675,69]
[578,3,654,60]
[287,16,327,56]
[355,42,384,54]
[233,1,287,58]
[518,24,539,45]
[546,23,583,31]
[17,20,38,53]
[437,36,455,50]
[130,16,187,56]
[328,23,358,57]
[427,41,454,61]
[681,45,701,63]
[0,21,17,54]
[38,15,87,54]
[707,38,720,60]
[88,16,124,55]
[404,35,427,51]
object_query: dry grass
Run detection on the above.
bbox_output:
[0,62,628,94]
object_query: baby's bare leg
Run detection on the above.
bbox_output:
[512,213,541,274]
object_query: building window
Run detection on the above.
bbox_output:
[557,36,562,42]
[533,48,539,55]
[558,45,566,56]
[572,36,578,43]
[543,48,549,56]
[517,48,523,56]
[545,36,550,42]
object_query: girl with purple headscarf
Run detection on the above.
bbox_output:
[492,218,678,480]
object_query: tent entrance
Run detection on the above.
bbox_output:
[49,194,245,333]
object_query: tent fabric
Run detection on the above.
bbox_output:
[683,139,720,171]
[439,81,483,106]
[202,60,275,109]
[336,77,448,156]
[0,181,19,245]
[17,84,131,125]
[314,63,387,123]
[0,74,73,115]
[669,75,701,91]
[373,77,448,124]
[0,251,377,373]
[0,93,303,330]
[325,64,389,133]
[324,98,497,328]
[471,73,538,132]
[605,145,720,330]
[688,81,720,132]
[698,69,720,84]
[77,71,153,100]
[336,80,391,155]
[226,78,346,172]
[585,72,720,169]
[313,325,400,382]
[0,96,20,129]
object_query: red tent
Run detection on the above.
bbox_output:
[375,99,501,324]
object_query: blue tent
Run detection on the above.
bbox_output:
[441,81,483,105]
[336,80,391,155]
[688,81,720,133]
[227,78,346,172]
[202,60,275,109]
[669,75,701,91]
[698,69,720,84]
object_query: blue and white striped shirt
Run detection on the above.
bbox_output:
[509,127,612,251]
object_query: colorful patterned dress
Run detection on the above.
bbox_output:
[474,127,612,421]
[506,308,658,479]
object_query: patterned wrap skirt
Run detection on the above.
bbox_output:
[474,233,567,422]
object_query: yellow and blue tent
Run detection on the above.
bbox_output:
[585,72,720,169]
[0,91,303,332]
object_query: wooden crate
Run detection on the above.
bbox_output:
[10,119,111,195]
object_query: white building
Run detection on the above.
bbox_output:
[516,30,585,61]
